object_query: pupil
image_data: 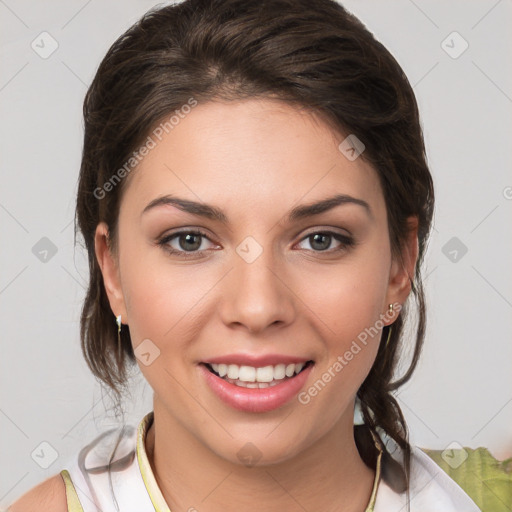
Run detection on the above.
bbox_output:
[311,233,330,251]
[180,233,201,251]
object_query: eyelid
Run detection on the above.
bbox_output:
[298,225,352,239]
[158,226,214,241]
[157,228,218,256]
[294,229,355,251]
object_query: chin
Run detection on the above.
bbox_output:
[205,422,323,469]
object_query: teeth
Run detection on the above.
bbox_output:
[285,364,295,377]
[239,365,256,382]
[256,366,274,382]
[274,364,286,380]
[227,364,239,379]
[223,378,281,388]
[208,362,308,382]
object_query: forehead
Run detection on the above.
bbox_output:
[120,98,385,221]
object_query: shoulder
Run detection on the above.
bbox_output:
[8,473,67,512]
[375,442,481,511]
[408,445,481,510]
[421,445,512,511]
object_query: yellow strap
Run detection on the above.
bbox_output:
[365,447,383,511]
[137,412,171,511]
[60,469,85,512]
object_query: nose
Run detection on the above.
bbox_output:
[218,244,296,334]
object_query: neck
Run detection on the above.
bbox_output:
[145,398,376,512]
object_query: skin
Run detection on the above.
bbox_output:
[89,98,417,512]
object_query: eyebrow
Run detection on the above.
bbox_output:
[141,193,372,223]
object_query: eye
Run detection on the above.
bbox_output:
[158,229,217,257]
[296,231,354,253]
[157,229,354,258]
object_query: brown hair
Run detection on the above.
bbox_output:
[74,0,434,500]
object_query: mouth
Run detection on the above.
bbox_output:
[199,359,315,413]
[203,361,314,388]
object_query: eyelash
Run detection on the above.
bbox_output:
[157,229,355,259]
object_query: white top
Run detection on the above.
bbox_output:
[60,412,481,512]
[374,445,481,511]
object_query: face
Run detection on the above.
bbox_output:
[96,98,416,466]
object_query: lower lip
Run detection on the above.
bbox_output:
[199,363,313,413]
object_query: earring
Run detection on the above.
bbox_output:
[384,325,393,349]
[116,314,122,355]
[384,303,396,349]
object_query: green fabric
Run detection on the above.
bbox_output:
[422,447,512,512]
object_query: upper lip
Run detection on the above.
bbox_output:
[202,354,313,367]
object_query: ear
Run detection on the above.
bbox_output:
[94,222,128,323]
[385,216,419,321]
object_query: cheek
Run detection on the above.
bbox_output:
[294,240,391,410]
[119,240,220,371]
[120,234,190,333]
[294,278,387,436]
[119,248,211,414]
[300,243,391,343]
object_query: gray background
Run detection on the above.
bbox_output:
[1,0,511,507]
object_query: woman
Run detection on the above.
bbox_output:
[9,0,481,510]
